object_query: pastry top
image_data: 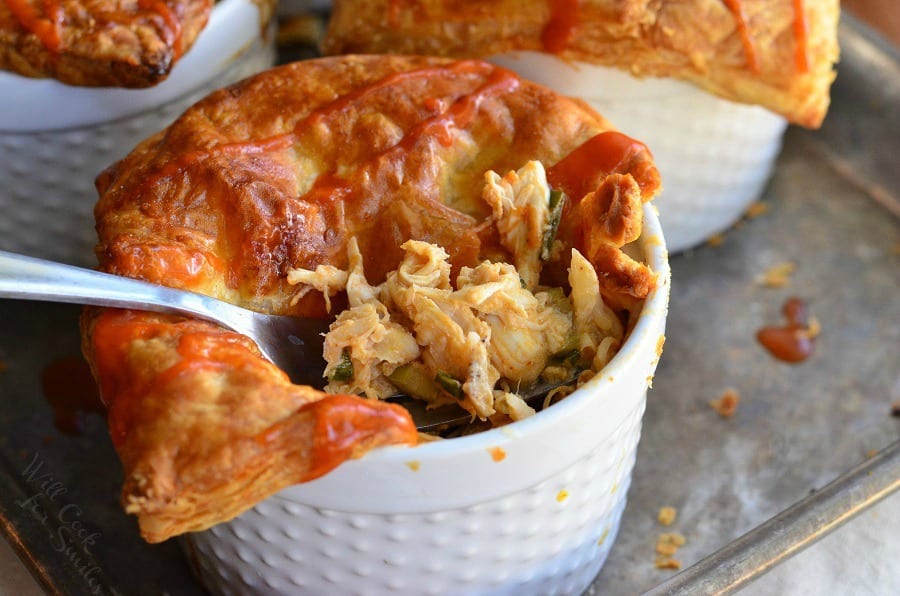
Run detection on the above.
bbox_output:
[322,0,840,128]
[0,0,213,87]
[84,55,660,542]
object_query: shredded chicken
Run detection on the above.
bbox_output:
[286,162,637,427]
[482,161,551,290]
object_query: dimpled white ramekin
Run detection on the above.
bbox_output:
[0,0,277,267]
[490,52,788,253]
[181,204,670,596]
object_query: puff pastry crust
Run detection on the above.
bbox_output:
[0,0,212,87]
[322,0,840,128]
[83,55,660,542]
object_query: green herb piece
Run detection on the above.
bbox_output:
[330,349,354,382]
[435,371,464,399]
[541,189,567,262]
[387,364,441,403]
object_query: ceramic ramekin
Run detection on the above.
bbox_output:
[490,52,788,253]
[0,0,277,267]
[181,204,670,596]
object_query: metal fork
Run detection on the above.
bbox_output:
[0,250,569,431]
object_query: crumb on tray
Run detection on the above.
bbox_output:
[759,261,795,288]
[709,389,740,418]
[657,506,677,526]
[706,233,725,247]
[744,201,770,218]
[892,400,900,418]
[654,532,687,570]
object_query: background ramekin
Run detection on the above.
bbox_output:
[0,0,277,267]
[490,52,788,253]
[181,204,670,595]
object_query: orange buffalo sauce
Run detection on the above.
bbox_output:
[547,131,655,201]
[91,309,263,446]
[792,0,809,73]
[305,394,417,480]
[6,0,64,53]
[138,0,184,58]
[756,297,816,363]
[542,0,580,53]
[41,356,103,435]
[137,61,519,210]
[722,0,761,74]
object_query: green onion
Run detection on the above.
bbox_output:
[435,371,464,399]
[330,348,354,382]
[541,189,567,262]
[387,364,441,403]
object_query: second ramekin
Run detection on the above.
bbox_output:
[0,0,277,267]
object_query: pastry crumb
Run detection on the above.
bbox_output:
[891,400,900,418]
[744,201,769,218]
[759,261,795,288]
[654,556,682,570]
[657,506,677,526]
[709,389,740,418]
[866,449,879,459]
[654,532,686,570]
[556,490,569,502]
[405,460,421,471]
[706,233,725,247]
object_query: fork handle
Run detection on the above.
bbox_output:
[0,250,247,333]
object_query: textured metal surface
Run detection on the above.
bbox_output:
[591,16,900,594]
[0,15,898,596]
[643,440,900,595]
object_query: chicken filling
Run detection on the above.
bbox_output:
[287,161,629,425]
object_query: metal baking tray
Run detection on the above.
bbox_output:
[0,14,897,596]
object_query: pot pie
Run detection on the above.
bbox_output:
[0,0,214,86]
[322,0,840,128]
[82,54,661,542]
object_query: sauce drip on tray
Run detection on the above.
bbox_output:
[756,296,816,363]
[41,356,104,435]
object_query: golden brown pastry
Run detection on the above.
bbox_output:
[83,54,660,542]
[322,0,840,128]
[0,0,213,87]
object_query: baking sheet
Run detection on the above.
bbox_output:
[0,15,898,596]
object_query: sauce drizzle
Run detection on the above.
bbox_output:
[138,0,184,59]
[6,0,64,54]
[547,131,656,201]
[756,296,816,363]
[542,0,581,53]
[722,0,761,74]
[792,0,809,73]
[138,61,518,197]
[7,0,184,59]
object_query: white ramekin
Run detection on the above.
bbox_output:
[181,204,670,596]
[0,0,277,266]
[490,52,788,253]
